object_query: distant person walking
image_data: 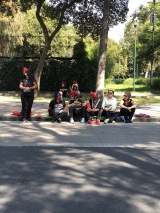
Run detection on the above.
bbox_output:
[19,67,37,122]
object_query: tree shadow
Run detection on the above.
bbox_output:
[0,131,160,212]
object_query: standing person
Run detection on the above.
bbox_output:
[67,90,86,124]
[102,90,120,124]
[48,92,68,123]
[86,92,102,125]
[60,81,68,97]
[70,80,80,97]
[19,67,37,122]
[119,91,137,123]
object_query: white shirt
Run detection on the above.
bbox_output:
[102,97,117,112]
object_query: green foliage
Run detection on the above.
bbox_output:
[150,77,160,91]
[135,78,150,85]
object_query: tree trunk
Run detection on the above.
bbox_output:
[34,40,51,96]
[96,0,110,99]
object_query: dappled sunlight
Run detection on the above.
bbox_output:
[0,186,16,211]
[0,146,160,212]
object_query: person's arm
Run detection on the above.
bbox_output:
[102,98,110,111]
[30,81,37,90]
[119,100,128,109]
[19,81,24,90]
[128,100,137,110]
[109,98,117,111]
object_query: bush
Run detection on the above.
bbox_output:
[114,79,124,84]
[151,78,160,91]
[123,78,133,85]
[135,78,150,85]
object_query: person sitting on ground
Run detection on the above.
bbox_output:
[48,92,68,123]
[67,90,86,124]
[102,90,120,124]
[60,81,68,97]
[119,91,137,123]
[86,91,102,125]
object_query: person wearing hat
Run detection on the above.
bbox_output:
[86,92,102,125]
[19,67,37,122]
[67,90,85,124]
[102,90,120,124]
[48,92,68,123]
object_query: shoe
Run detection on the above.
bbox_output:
[57,119,62,123]
[95,119,100,125]
[23,119,30,123]
[80,118,85,123]
[22,119,27,123]
[111,120,116,124]
[70,118,74,124]
[51,119,55,123]
[104,118,109,124]
[125,119,132,123]
[88,119,92,124]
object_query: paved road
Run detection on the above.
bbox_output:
[0,121,160,147]
[0,122,160,213]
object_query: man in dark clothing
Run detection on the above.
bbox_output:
[48,92,67,123]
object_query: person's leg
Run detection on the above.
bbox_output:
[50,109,61,121]
[109,112,121,122]
[96,109,102,120]
[26,95,34,120]
[69,106,74,123]
[120,108,128,121]
[21,93,27,120]
[80,106,86,123]
[58,112,68,120]
[86,110,91,121]
[128,108,136,121]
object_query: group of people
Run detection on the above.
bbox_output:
[19,67,137,124]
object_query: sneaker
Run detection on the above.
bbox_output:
[70,118,74,124]
[88,119,92,124]
[80,118,85,123]
[95,119,100,125]
[22,119,27,123]
[111,120,116,124]
[104,118,109,124]
[57,119,62,123]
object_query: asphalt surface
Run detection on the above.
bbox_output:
[0,121,160,213]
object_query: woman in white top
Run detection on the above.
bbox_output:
[102,90,120,124]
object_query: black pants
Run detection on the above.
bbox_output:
[120,108,136,120]
[69,106,86,118]
[49,109,68,121]
[21,93,34,120]
[102,111,120,121]
[86,109,102,121]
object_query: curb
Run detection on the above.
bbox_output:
[0,115,160,122]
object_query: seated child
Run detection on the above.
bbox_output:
[67,90,86,124]
[48,92,68,123]
[102,90,120,124]
[119,91,137,123]
[86,92,102,125]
